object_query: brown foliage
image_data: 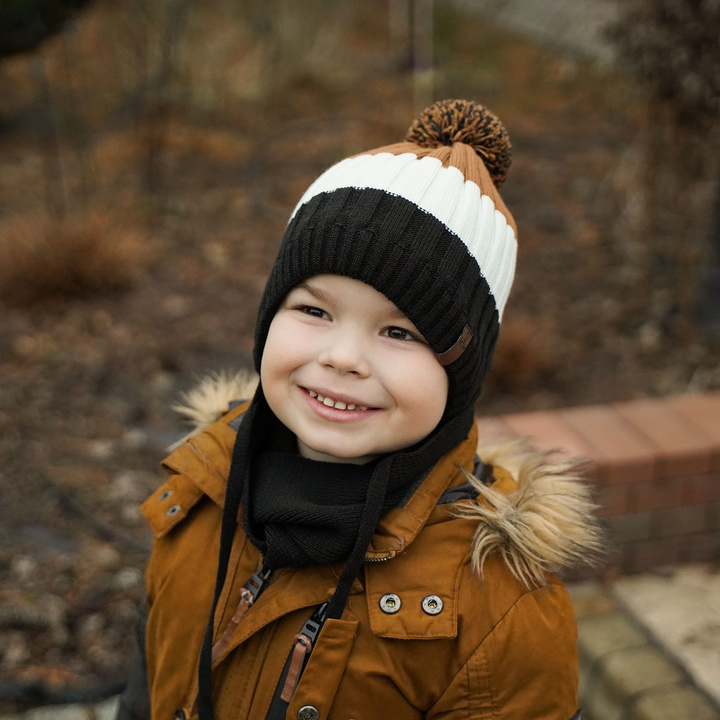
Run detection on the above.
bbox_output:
[0,208,153,304]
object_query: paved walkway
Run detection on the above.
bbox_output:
[571,567,720,720]
[610,567,720,712]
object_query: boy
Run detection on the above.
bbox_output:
[119,99,600,720]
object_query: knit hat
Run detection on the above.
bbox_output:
[254,98,517,419]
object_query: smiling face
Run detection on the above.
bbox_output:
[260,274,449,464]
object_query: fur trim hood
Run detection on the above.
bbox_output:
[172,372,602,588]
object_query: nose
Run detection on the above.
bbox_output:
[317,326,369,376]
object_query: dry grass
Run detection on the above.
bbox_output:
[0,207,153,304]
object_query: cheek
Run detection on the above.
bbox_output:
[423,368,449,424]
[260,316,292,389]
[391,356,448,422]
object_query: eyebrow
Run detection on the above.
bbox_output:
[297,280,410,322]
[296,281,334,306]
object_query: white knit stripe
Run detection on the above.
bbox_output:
[290,153,517,318]
[497,226,518,317]
[450,181,482,251]
[391,152,441,199]
[464,195,497,270]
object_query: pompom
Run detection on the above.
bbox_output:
[405,99,512,188]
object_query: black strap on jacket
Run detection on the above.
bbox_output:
[197,397,262,720]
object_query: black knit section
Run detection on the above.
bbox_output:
[253,187,500,419]
[248,451,382,569]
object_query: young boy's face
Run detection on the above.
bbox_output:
[261,274,448,464]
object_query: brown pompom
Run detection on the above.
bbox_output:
[405,99,512,188]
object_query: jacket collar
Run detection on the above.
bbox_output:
[161,400,247,507]
[366,423,478,558]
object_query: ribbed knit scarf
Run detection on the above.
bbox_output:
[244,418,437,569]
[248,450,382,569]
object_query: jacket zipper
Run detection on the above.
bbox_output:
[211,564,272,663]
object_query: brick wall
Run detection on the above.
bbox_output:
[476,392,720,576]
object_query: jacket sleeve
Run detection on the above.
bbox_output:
[427,584,581,720]
[115,599,151,720]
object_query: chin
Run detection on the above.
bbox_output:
[300,438,380,465]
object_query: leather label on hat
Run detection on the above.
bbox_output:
[436,325,473,366]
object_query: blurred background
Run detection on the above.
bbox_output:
[0,0,718,713]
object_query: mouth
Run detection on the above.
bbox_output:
[304,388,376,412]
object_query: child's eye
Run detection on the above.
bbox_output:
[296,305,329,319]
[384,326,419,342]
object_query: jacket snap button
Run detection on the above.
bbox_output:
[166,504,181,517]
[159,489,173,501]
[379,593,401,614]
[297,705,319,720]
[421,595,444,615]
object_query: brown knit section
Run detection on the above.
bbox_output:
[361,141,517,238]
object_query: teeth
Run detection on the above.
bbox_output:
[306,390,368,411]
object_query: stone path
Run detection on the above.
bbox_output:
[571,571,720,720]
[612,566,720,711]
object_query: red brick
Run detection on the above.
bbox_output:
[562,546,623,582]
[706,502,720,532]
[629,477,685,513]
[613,398,714,478]
[597,484,631,517]
[474,414,520,445]
[618,545,635,574]
[624,537,682,573]
[651,504,708,538]
[560,405,656,485]
[679,532,720,563]
[501,409,599,462]
[678,474,720,505]
[666,393,720,469]
[561,563,606,584]
[710,475,720,502]
[607,513,652,544]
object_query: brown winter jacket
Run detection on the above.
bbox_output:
[132,374,599,720]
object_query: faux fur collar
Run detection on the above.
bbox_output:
[172,371,602,588]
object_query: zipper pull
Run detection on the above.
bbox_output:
[280,602,328,702]
[212,565,272,663]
